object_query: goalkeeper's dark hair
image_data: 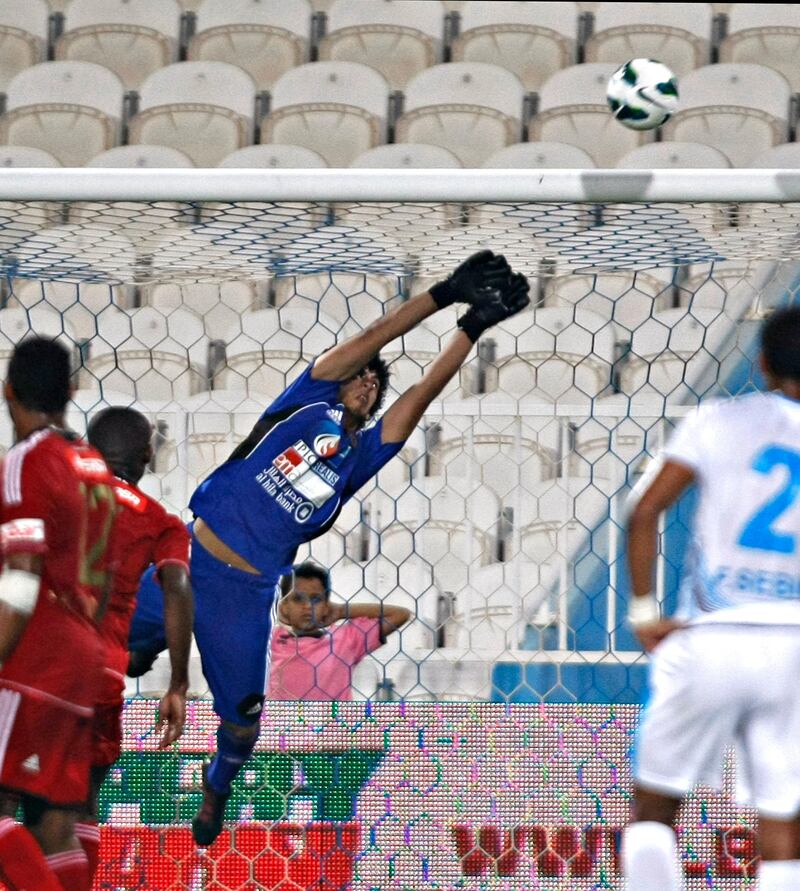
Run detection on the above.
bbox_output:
[761,306,800,381]
[281,561,331,598]
[362,354,390,417]
[88,406,152,485]
[7,337,72,414]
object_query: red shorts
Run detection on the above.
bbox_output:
[0,595,101,806]
[91,641,127,767]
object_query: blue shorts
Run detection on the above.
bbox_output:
[191,532,280,726]
[128,565,167,656]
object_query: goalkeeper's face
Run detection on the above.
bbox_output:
[339,368,380,425]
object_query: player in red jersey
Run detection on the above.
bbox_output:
[0,337,117,891]
[74,406,193,883]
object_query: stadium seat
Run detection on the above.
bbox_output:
[621,306,730,401]
[351,143,461,167]
[218,306,338,396]
[530,64,645,168]
[573,406,651,491]
[273,271,398,320]
[720,4,800,91]
[452,1,578,91]
[147,280,257,336]
[318,0,444,90]
[681,261,759,312]
[180,389,263,486]
[219,144,327,167]
[261,61,389,167]
[483,141,594,168]
[0,0,48,92]
[129,62,257,167]
[584,3,712,76]
[56,0,181,90]
[189,0,311,91]
[86,306,208,404]
[0,147,61,244]
[661,64,791,167]
[545,266,676,336]
[0,146,59,167]
[88,145,195,167]
[396,63,525,167]
[751,144,800,168]
[0,305,77,391]
[0,61,124,167]
[616,142,731,168]
[493,307,617,404]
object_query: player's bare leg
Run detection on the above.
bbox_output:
[757,815,800,890]
[623,785,684,891]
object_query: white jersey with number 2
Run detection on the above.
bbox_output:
[664,390,800,624]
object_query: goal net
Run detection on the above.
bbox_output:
[1,168,798,888]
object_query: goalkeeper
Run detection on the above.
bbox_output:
[189,251,530,844]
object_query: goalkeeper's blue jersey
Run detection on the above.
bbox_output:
[189,363,402,578]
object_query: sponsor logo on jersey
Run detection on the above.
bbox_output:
[327,409,343,425]
[313,433,341,459]
[114,483,147,513]
[21,753,40,773]
[71,455,109,480]
[271,441,339,509]
[1,517,45,549]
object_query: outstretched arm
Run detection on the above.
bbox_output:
[381,330,473,443]
[156,563,194,748]
[311,251,514,383]
[380,272,531,444]
[312,291,437,382]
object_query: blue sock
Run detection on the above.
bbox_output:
[206,724,258,795]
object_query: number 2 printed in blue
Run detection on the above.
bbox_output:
[738,445,800,554]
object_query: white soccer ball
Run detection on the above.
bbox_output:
[606,59,679,131]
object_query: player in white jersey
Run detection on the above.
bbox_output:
[622,306,800,891]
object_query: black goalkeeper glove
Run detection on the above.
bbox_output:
[429,250,513,310]
[457,272,531,343]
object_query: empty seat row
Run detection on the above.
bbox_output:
[3,2,799,95]
[1,59,795,167]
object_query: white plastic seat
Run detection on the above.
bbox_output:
[0,61,124,166]
[530,63,645,168]
[616,142,731,168]
[680,261,760,312]
[351,143,461,168]
[86,306,208,403]
[4,226,136,309]
[217,306,337,396]
[720,4,800,91]
[0,307,76,386]
[545,266,675,336]
[452,1,578,91]
[319,0,444,90]
[147,280,257,336]
[88,145,195,167]
[483,141,594,168]
[493,307,617,403]
[273,271,398,321]
[129,61,256,167]
[585,3,712,77]
[0,147,61,244]
[56,0,181,90]
[396,62,524,167]
[0,0,48,92]
[261,61,389,167]
[621,307,732,400]
[189,0,311,91]
[219,144,327,168]
[751,144,800,168]
[179,390,264,486]
[661,64,791,167]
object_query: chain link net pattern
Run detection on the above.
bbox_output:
[0,196,796,887]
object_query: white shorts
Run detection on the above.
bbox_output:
[634,623,800,819]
